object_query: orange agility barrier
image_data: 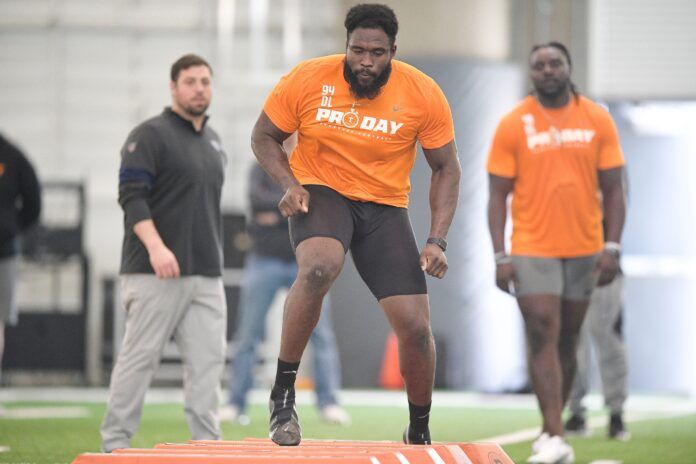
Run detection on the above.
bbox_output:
[192,438,514,462]
[73,452,404,463]
[459,442,514,464]
[72,439,514,464]
[121,447,378,457]
[379,331,404,389]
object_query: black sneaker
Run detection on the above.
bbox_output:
[564,413,589,436]
[608,413,630,441]
[403,424,431,445]
[269,386,301,446]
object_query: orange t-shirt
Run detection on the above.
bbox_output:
[487,95,625,257]
[263,54,455,208]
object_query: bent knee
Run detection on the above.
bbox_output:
[399,323,434,355]
[301,263,339,291]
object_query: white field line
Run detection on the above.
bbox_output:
[477,408,696,446]
[0,389,694,423]
[1,388,695,413]
[1,406,90,419]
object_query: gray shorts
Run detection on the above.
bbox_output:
[511,254,599,301]
[0,257,19,325]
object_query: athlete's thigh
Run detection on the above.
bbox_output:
[289,185,353,253]
[512,256,563,297]
[562,254,599,301]
[350,206,426,301]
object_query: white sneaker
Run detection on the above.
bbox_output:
[219,404,250,425]
[532,432,550,454]
[527,435,574,464]
[320,404,351,426]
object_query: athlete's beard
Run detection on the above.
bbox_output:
[343,60,392,100]
[534,79,570,101]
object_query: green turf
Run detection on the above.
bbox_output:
[0,402,695,463]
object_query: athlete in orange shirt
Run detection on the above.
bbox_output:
[252,4,461,446]
[487,42,626,464]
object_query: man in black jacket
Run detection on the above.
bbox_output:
[0,133,41,380]
[101,54,227,452]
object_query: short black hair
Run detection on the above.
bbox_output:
[530,41,572,69]
[344,3,398,45]
[170,54,212,82]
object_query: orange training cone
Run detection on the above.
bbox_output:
[379,331,404,389]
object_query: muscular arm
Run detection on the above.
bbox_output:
[419,140,461,278]
[488,174,515,293]
[487,174,514,254]
[598,166,626,244]
[422,140,461,239]
[595,166,626,285]
[251,111,296,190]
[251,111,308,217]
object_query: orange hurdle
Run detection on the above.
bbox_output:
[72,438,514,464]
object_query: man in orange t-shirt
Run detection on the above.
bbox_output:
[251,4,461,446]
[487,42,626,464]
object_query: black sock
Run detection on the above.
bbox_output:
[274,358,300,391]
[408,400,431,432]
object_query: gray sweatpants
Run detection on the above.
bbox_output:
[0,256,18,325]
[101,274,227,452]
[568,274,628,415]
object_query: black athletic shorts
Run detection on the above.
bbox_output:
[289,185,427,301]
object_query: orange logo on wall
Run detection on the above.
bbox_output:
[0,163,5,176]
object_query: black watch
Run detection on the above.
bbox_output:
[426,237,447,252]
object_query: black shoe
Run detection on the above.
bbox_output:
[269,386,301,446]
[564,413,589,436]
[608,413,630,441]
[403,424,431,445]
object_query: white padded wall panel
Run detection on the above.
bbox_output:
[57,1,126,26]
[56,0,203,29]
[124,1,204,29]
[589,0,696,99]
[0,0,53,26]
[0,0,343,386]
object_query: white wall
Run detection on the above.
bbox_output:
[589,0,696,99]
[0,0,342,384]
[338,0,510,60]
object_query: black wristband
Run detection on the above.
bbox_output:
[426,237,447,252]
